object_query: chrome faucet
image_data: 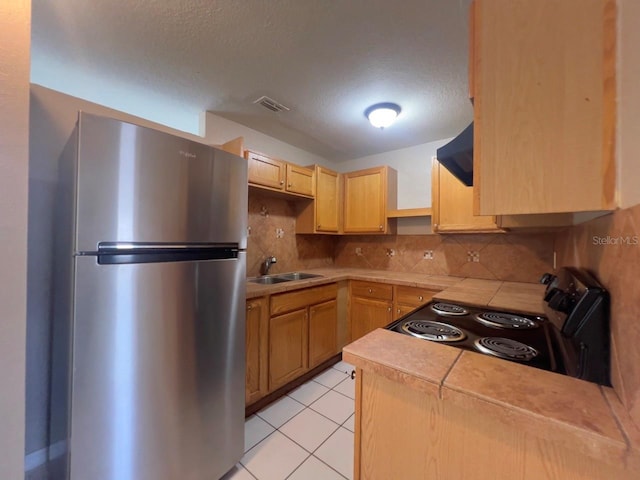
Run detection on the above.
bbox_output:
[260,256,277,276]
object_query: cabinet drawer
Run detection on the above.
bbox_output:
[351,281,393,301]
[271,283,338,316]
[394,286,438,308]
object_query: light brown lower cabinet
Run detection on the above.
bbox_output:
[350,281,442,341]
[251,283,339,396]
[354,368,632,480]
[246,297,269,405]
[392,285,439,320]
[309,299,338,368]
[350,297,393,342]
[269,308,309,391]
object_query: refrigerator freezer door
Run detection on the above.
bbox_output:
[69,253,245,480]
[74,113,248,252]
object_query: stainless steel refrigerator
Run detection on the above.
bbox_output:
[52,112,247,480]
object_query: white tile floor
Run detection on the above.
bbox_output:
[223,360,356,480]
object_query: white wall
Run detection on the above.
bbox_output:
[31,57,202,136]
[0,1,30,479]
[335,138,451,209]
[618,0,640,208]
[202,111,338,170]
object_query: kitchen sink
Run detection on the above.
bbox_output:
[274,272,324,281]
[249,272,324,284]
[249,276,291,285]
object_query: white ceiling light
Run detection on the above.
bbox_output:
[364,102,401,129]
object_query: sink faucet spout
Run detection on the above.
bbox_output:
[260,256,277,276]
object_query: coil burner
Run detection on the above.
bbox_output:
[401,320,466,342]
[474,312,539,329]
[430,302,469,316]
[474,337,539,361]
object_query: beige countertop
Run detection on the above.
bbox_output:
[343,329,640,472]
[246,267,462,299]
[246,268,546,315]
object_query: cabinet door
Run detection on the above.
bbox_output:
[432,158,501,233]
[309,299,338,368]
[246,298,268,405]
[351,296,393,342]
[269,308,309,390]
[245,150,285,190]
[315,167,340,232]
[393,286,438,320]
[394,304,418,321]
[286,164,314,197]
[343,167,387,233]
[472,0,616,215]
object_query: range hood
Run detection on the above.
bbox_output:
[436,122,474,186]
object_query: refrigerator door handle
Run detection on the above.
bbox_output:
[94,242,240,265]
[96,241,239,252]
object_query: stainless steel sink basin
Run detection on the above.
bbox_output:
[249,276,291,285]
[274,272,324,281]
[248,272,323,284]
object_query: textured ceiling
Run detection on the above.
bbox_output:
[31,0,474,161]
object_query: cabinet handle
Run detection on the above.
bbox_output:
[280,180,284,185]
[418,295,424,301]
[288,183,292,187]
[368,288,373,294]
[397,308,401,314]
[317,224,321,229]
[387,307,392,312]
[247,304,252,311]
[379,225,383,230]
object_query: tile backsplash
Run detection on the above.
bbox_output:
[247,191,554,283]
[246,191,334,277]
[554,204,640,429]
[334,233,554,283]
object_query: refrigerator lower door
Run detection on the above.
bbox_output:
[69,253,245,480]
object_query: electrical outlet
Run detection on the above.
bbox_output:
[355,247,363,256]
[423,250,434,260]
[467,250,480,263]
[386,248,396,257]
[275,228,284,239]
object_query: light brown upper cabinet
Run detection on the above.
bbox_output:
[432,158,502,233]
[296,165,341,234]
[432,158,572,232]
[343,166,397,234]
[471,0,617,215]
[245,149,314,198]
[245,149,286,190]
[285,163,314,197]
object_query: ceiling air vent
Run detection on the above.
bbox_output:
[253,95,290,113]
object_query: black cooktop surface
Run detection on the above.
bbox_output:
[387,301,559,373]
